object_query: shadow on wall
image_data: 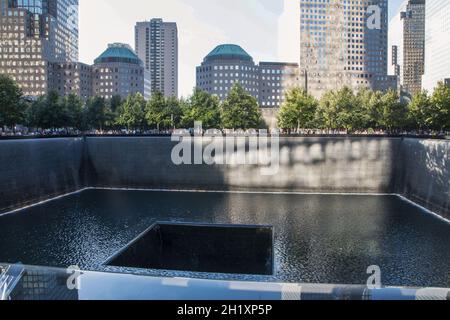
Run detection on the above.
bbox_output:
[0,136,448,219]
[0,138,85,213]
[219,137,401,193]
[84,137,401,194]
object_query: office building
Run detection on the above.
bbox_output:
[389,0,425,96]
[50,62,93,101]
[92,43,146,100]
[196,44,303,108]
[299,0,392,98]
[259,62,303,108]
[196,44,260,101]
[0,0,79,97]
[402,0,425,95]
[135,18,178,97]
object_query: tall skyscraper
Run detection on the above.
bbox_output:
[422,0,450,92]
[388,1,407,89]
[0,0,79,97]
[402,0,425,95]
[389,0,426,96]
[299,0,394,98]
[135,18,178,98]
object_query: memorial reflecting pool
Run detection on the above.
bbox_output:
[0,189,449,288]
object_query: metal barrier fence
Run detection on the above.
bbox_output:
[1,264,449,300]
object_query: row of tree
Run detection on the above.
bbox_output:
[116,83,265,130]
[1,74,449,133]
[278,83,450,133]
[0,74,264,131]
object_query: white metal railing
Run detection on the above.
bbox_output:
[0,264,25,300]
[0,263,448,301]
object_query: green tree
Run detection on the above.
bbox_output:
[277,88,318,132]
[145,91,170,131]
[38,91,67,129]
[408,90,432,130]
[380,89,408,132]
[181,88,221,129]
[84,96,112,131]
[116,93,146,130]
[63,93,84,130]
[316,87,359,132]
[357,88,384,130]
[165,96,183,129]
[430,81,450,131]
[0,75,25,131]
[109,95,122,113]
[25,97,44,129]
[220,83,263,129]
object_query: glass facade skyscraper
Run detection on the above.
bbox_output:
[299,0,395,98]
[401,0,426,95]
[388,0,426,96]
[0,0,78,97]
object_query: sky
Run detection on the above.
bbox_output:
[79,0,404,98]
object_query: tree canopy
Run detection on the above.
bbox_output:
[0,74,25,129]
[181,88,221,129]
[278,88,318,131]
[84,96,113,131]
[220,83,263,130]
[429,81,450,131]
[2,76,449,134]
[116,93,146,130]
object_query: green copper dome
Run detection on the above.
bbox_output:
[95,43,143,66]
[204,44,253,62]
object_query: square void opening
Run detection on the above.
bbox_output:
[106,222,274,275]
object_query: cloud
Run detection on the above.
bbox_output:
[79,0,296,97]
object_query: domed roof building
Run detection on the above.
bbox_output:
[196,44,302,109]
[95,44,143,66]
[196,44,259,101]
[93,43,150,100]
[203,44,254,63]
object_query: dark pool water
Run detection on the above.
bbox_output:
[0,189,449,287]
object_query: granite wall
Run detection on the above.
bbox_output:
[395,138,449,219]
[85,137,402,193]
[0,136,448,219]
[0,138,85,213]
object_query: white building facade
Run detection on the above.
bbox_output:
[422,0,450,92]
